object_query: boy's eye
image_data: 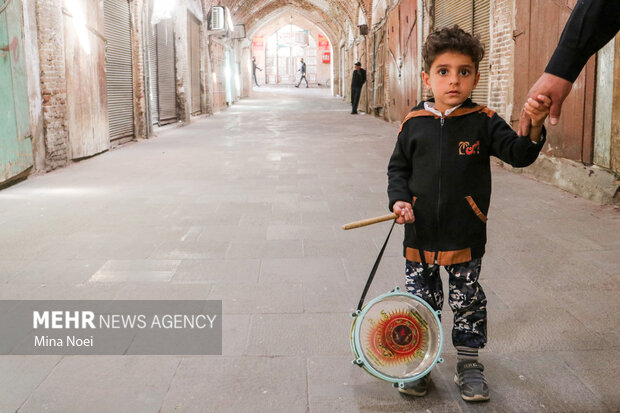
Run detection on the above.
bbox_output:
[460,69,470,76]
[438,68,448,75]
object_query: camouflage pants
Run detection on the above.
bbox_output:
[405,258,487,349]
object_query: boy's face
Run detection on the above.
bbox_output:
[422,51,480,112]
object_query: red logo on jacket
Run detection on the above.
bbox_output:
[459,140,480,155]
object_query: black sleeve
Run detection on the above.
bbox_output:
[361,69,367,84]
[545,0,620,83]
[387,125,413,211]
[488,113,546,168]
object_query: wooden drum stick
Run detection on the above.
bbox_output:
[342,213,399,230]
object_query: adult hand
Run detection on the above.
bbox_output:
[518,73,574,135]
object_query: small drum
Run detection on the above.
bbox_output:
[350,287,444,388]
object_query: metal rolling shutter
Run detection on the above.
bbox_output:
[147,22,159,124]
[156,20,177,123]
[103,0,134,140]
[434,0,489,105]
[188,14,201,114]
[472,0,490,105]
[434,0,472,32]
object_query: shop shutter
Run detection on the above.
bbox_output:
[103,0,134,140]
[147,23,159,124]
[434,0,489,105]
[434,0,472,32]
[188,13,201,115]
[471,0,490,105]
[156,20,177,123]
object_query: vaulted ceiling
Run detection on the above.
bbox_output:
[202,0,374,44]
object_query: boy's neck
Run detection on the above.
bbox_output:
[424,101,463,117]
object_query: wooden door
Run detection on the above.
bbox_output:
[513,0,596,162]
[64,0,109,159]
[387,5,401,121]
[0,0,33,183]
[387,0,418,121]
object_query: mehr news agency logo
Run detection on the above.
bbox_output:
[32,310,218,348]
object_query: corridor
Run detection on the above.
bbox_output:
[0,88,618,412]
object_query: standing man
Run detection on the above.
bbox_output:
[351,62,366,114]
[295,58,308,88]
[251,56,262,87]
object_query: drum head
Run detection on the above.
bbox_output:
[351,289,443,383]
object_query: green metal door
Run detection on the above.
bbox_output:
[0,0,32,184]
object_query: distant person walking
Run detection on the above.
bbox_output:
[350,62,366,114]
[251,56,262,87]
[295,58,308,88]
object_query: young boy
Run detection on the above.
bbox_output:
[387,26,549,402]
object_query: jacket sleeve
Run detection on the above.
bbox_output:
[545,0,620,83]
[488,113,546,168]
[387,125,413,211]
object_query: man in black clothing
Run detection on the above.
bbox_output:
[350,62,366,114]
[520,0,620,134]
[251,56,262,87]
[295,58,308,88]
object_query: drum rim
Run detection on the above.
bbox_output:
[351,288,444,384]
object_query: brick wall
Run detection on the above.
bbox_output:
[174,0,190,122]
[488,0,514,121]
[130,0,147,140]
[35,0,69,170]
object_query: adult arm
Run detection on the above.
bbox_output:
[520,0,620,133]
[546,0,620,83]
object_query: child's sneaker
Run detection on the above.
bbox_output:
[397,373,431,396]
[454,361,490,402]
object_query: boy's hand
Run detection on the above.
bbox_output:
[523,95,551,127]
[393,201,414,224]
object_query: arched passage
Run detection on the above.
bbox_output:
[248,13,334,87]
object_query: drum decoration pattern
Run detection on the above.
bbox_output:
[365,308,428,366]
[351,288,444,387]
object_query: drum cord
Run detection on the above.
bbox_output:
[354,220,396,314]
[354,220,439,314]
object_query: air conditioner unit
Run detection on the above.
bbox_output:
[210,6,225,31]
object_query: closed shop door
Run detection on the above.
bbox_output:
[372,27,386,114]
[434,0,489,105]
[156,20,176,123]
[103,0,134,141]
[188,13,201,115]
[0,0,33,183]
[386,0,418,122]
[471,0,489,105]
[147,19,159,124]
[63,0,108,159]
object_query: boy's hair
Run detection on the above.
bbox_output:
[422,25,485,73]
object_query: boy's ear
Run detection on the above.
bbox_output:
[422,71,431,89]
[473,71,480,88]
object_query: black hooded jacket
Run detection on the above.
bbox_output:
[387,99,546,265]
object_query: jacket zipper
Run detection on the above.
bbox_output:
[437,117,444,263]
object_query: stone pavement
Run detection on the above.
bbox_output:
[0,86,618,413]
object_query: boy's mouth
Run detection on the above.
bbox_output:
[447,90,460,96]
